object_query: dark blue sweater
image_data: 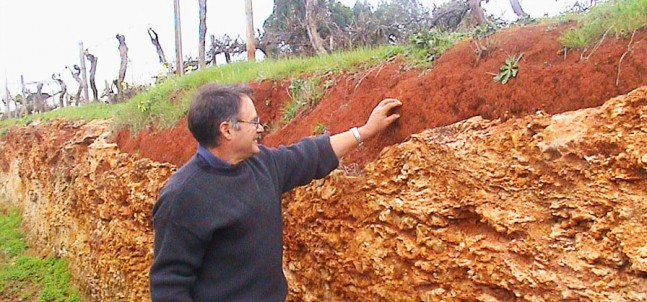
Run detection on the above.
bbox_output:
[150,135,339,301]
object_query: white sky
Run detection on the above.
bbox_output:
[0,0,578,104]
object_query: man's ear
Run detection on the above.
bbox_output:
[219,121,233,141]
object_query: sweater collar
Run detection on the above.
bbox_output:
[196,144,234,169]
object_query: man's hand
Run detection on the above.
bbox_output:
[330,98,402,159]
[359,98,402,139]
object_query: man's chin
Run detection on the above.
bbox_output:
[252,144,261,154]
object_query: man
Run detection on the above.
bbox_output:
[150,83,401,301]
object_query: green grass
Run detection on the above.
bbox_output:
[0,209,26,258]
[112,46,402,134]
[536,11,581,25]
[0,46,399,137]
[0,102,126,133]
[560,0,647,48]
[0,208,82,302]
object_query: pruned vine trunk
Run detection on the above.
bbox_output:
[35,83,45,113]
[116,34,128,96]
[208,34,217,65]
[52,73,67,108]
[67,65,83,106]
[20,75,29,117]
[84,51,98,101]
[509,0,529,18]
[3,86,11,119]
[148,28,168,65]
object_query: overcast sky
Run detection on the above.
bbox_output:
[0,0,577,102]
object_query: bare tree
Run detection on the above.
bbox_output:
[199,0,207,69]
[305,0,327,54]
[52,73,67,108]
[116,34,128,95]
[148,27,168,65]
[84,50,99,101]
[66,65,83,106]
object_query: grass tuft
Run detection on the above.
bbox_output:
[560,0,647,48]
[0,102,124,131]
[404,29,470,66]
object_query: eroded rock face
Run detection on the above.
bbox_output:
[0,87,646,301]
[282,87,647,301]
[0,119,174,301]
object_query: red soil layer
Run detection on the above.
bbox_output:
[114,23,647,168]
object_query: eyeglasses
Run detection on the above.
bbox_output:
[235,117,263,128]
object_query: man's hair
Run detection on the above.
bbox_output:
[187,83,254,148]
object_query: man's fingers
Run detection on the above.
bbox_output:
[386,114,401,124]
[375,99,402,115]
[379,98,402,107]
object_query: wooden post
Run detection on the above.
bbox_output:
[198,0,207,69]
[78,42,90,102]
[174,0,184,75]
[245,0,256,61]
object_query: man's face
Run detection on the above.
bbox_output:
[231,95,264,160]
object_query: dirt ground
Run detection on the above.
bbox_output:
[114,23,647,168]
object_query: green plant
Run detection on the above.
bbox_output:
[137,99,153,113]
[281,77,325,124]
[323,79,335,90]
[406,29,469,64]
[280,98,305,124]
[493,53,524,84]
[312,123,326,135]
[470,22,501,39]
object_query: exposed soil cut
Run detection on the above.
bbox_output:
[114,23,647,168]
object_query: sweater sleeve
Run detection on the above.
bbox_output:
[150,182,220,302]
[150,220,206,302]
[266,134,339,193]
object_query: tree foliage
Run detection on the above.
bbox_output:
[225,0,575,59]
[261,0,433,58]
